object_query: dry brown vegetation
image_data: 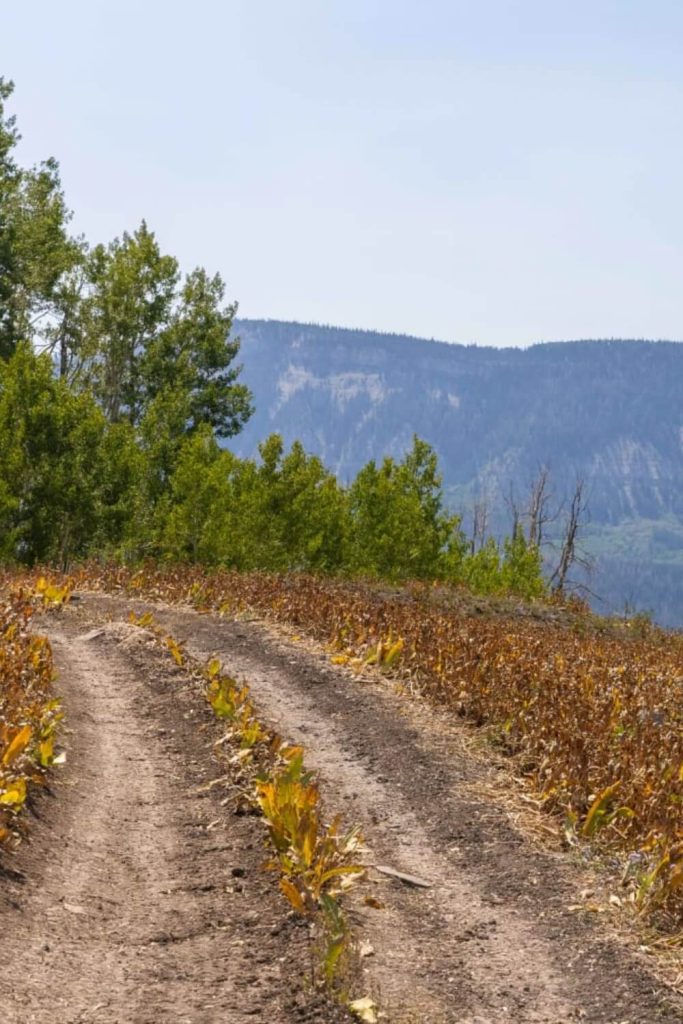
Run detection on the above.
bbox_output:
[0,580,66,849]
[11,565,683,925]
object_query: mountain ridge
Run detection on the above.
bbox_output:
[228,318,683,625]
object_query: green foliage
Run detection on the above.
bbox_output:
[459,538,503,594]
[0,79,80,359]
[245,436,346,572]
[0,344,134,567]
[71,223,253,440]
[157,432,347,572]
[451,530,545,600]
[95,421,146,558]
[81,221,179,423]
[346,436,464,581]
[158,427,234,563]
[153,431,545,599]
[0,340,546,594]
[141,266,253,438]
[0,79,545,603]
[500,527,546,599]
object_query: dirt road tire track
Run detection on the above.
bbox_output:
[75,592,683,1024]
[0,613,350,1024]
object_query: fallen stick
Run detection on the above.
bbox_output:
[373,864,432,888]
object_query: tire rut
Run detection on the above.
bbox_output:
[0,617,348,1024]
[81,593,683,1024]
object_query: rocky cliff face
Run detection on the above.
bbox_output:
[231,320,683,517]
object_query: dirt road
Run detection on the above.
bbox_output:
[1,593,682,1024]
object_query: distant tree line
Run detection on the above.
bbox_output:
[0,336,546,597]
[0,78,546,600]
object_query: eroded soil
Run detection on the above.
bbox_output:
[0,612,349,1024]
[2,592,683,1024]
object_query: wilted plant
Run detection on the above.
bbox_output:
[203,655,364,977]
[0,591,63,846]
[34,575,73,608]
[28,563,683,921]
[255,747,363,910]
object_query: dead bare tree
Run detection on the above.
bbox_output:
[471,496,489,554]
[527,465,554,549]
[504,483,521,538]
[550,477,592,592]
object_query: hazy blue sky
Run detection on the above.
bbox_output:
[3,2,683,346]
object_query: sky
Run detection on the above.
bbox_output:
[3,1,683,347]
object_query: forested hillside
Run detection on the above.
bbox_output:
[232,319,683,625]
[6,8,683,1020]
[1,68,681,623]
[3,62,683,1024]
[0,78,549,603]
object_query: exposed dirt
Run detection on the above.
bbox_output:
[2,591,683,1024]
[0,612,350,1024]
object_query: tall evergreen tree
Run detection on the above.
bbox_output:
[74,222,252,440]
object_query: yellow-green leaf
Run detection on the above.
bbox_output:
[280,878,307,913]
[2,725,32,766]
[581,781,621,837]
[38,735,54,767]
[0,777,27,807]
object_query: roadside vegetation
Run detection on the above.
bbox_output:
[0,579,67,850]
[54,564,683,927]
[2,71,682,956]
[127,609,367,999]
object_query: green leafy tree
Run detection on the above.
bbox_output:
[158,433,347,571]
[460,537,503,594]
[80,222,179,423]
[500,527,545,598]
[74,222,252,438]
[347,437,463,581]
[159,426,235,563]
[140,267,253,437]
[249,436,346,571]
[0,344,126,566]
[0,79,81,359]
[95,420,146,559]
